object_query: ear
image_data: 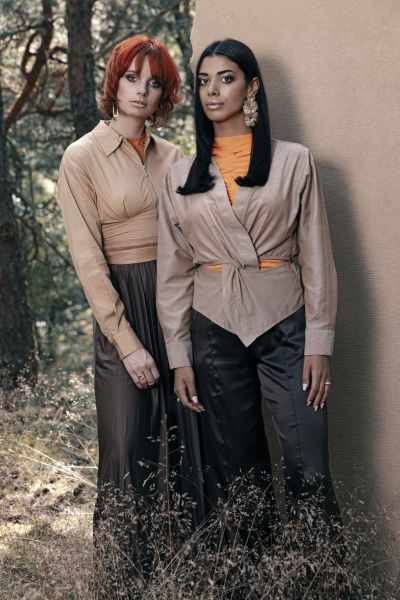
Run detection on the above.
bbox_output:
[247,77,260,96]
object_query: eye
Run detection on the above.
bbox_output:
[221,75,234,83]
[149,79,161,88]
[198,77,208,86]
[126,73,137,82]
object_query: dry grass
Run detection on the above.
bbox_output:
[0,369,399,599]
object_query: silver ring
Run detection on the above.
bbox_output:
[139,375,146,381]
[324,382,332,386]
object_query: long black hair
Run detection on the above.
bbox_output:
[177,38,272,195]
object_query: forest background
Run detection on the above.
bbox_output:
[0,0,195,380]
[0,1,196,597]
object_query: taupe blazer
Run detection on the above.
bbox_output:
[156,139,337,369]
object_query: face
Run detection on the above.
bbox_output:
[116,55,163,120]
[198,55,259,124]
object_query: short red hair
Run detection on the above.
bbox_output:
[100,35,181,126]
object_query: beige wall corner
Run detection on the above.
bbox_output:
[191,0,400,552]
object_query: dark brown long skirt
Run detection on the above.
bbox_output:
[92,261,204,596]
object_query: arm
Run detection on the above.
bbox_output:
[297,149,337,409]
[57,148,142,359]
[156,168,204,412]
[156,168,196,369]
[297,149,337,357]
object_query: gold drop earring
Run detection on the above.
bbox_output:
[243,93,258,127]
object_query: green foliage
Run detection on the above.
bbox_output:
[0,0,195,367]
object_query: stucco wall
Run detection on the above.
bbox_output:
[191,0,400,545]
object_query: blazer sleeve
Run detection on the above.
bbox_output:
[57,148,143,359]
[156,168,195,369]
[297,149,337,356]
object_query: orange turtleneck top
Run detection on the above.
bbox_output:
[210,132,287,272]
[212,132,252,203]
[127,131,147,163]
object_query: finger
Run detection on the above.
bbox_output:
[312,376,326,410]
[141,367,153,384]
[132,375,146,390]
[175,384,204,413]
[307,370,321,405]
[187,380,198,402]
[149,364,160,383]
[320,381,331,410]
[178,392,201,412]
[187,381,205,410]
[302,361,311,393]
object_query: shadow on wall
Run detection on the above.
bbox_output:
[259,56,378,508]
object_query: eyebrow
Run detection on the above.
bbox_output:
[198,69,235,76]
[125,70,159,79]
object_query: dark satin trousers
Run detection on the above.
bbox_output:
[192,305,341,528]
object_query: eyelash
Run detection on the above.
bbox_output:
[125,74,161,87]
[198,75,234,86]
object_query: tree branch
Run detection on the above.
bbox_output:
[96,0,182,60]
[5,0,54,133]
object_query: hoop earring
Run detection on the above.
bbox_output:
[112,103,119,118]
[243,93,258,127]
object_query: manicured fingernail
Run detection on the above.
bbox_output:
[303,383,308,392]
[314,406,318,412]
[306,400,311,406]
[191,396,198,404]
[321,404,325,410]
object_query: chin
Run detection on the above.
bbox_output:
[128,108,150,119]
[206,113,227,123]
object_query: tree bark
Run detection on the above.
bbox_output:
[65,0,99,138]
[0,80,38,385]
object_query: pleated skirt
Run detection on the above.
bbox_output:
[92,261,204,589]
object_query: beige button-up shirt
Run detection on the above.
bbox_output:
[157,139,337,369]
[58,120,182,359]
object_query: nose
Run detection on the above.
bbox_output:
[136,80,148,97]
[207,78,219,96]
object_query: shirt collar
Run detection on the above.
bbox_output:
[92,120,153,157]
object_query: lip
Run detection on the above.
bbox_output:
[131,100,146,107]
[206,102,224,109]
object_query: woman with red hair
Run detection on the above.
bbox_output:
[58,36,203,591]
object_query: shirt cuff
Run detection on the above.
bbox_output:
[165,340,193,369]
[112,328,143,360]
[304,329,335,356]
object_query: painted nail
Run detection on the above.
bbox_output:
[191,396,198,404]
[314,405,318,412]
[306,401,311,406]
[302,383,308,392]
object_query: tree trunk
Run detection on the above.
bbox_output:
[0,80,38,385]
[65,0,99,138]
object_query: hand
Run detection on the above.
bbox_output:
[174,367,205,413]
[302,355,331,411]
[122,348,160,390]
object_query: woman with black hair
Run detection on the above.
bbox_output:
[156,38,341,530]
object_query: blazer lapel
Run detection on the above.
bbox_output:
[209,159,259,270]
